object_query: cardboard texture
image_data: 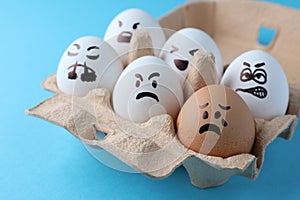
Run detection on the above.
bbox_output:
[183,50,217,100]
[27,0,300,188]
[127,30,154,65]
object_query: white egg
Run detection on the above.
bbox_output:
[104,8,166,65]
[221,50,289,120]
[160,28,223,84]
[57,36,123,96]
[113,56,184,123]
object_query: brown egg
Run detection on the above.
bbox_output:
[177,85,255,158]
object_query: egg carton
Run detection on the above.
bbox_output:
[26,0,300,188]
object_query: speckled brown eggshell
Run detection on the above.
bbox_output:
[177,85,255,158]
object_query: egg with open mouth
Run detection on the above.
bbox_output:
[104,8,166,66]
[160,28,223,84]
[221,50,289,120]
[113,56,183,123]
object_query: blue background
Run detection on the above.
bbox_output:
[1,0,299,199]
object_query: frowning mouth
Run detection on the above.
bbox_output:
[136,92,159,102]
[117,31,132,43]
[199,123,221,135]
[236,86,268,99]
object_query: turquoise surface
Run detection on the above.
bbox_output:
[0,0,299,199]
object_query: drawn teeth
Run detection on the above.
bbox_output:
[235,86,268,99]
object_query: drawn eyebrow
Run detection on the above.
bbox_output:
[199,102,209,109]
[71,43,80,49]
[170,45,179,53]
[243,62,251,67]
[148,72,160,80]
[135,73,143,81]
[254,62,265,68]
[218,104,231,110]
[87,46,99,51]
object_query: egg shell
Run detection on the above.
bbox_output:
[160,28,223,84]
[104,8,166,65]
[221,50,289,120]
[56,36,123,96]
[113,56,183,123]
[177,85,255,158]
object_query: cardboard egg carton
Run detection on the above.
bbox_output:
[26,0,300,188]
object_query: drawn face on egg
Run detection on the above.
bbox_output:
[65,43,99,82]
[134,72,160,102]
[104,8,166,65]
[160,33,201,84]
[56,36,123,96]
[198,102,230,136]
[113,56,183,123]
[160,28,223,84]
[177,85,255,158]
[235,61,268,99]
[221,50,289,119]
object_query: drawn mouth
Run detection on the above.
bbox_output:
[136,92,159,102]
[199,124,221,135]
[173,59,189,71]
[117,31,132,43]
[67,62,84,80]
[67,62,96,82]
[236,86,268,99]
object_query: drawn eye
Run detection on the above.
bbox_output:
[253,69,267,84]
[189,48,199,56]
[136,80,141,87]
[203,111,209,119]
[240,68,252,82]
[132,22,140,30]
[152,80,157,88]
[170,45,178,54]
[68,44,80,56]
[67,51,78,56]
[118,20,123,27]
[86,55,100,60]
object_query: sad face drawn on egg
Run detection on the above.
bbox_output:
[134,72,160,102]
[177,85,255,158]
[56,36,123,96]
[113,56,183,123]
[198,102,230,136]
[221,50,289,119]
[235,61,268,99]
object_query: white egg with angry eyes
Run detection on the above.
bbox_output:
[221,50,289,120]
[160,28,223,84]
[56,36,123,96]
[104,8,166,65]
[113,56,184,123]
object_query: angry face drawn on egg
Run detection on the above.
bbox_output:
[104,8,166,65]
[160,28,223,84]
[56,36,123,96]
[221,50,289,119]
[113,56,183,123]
[177,85,255,158]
